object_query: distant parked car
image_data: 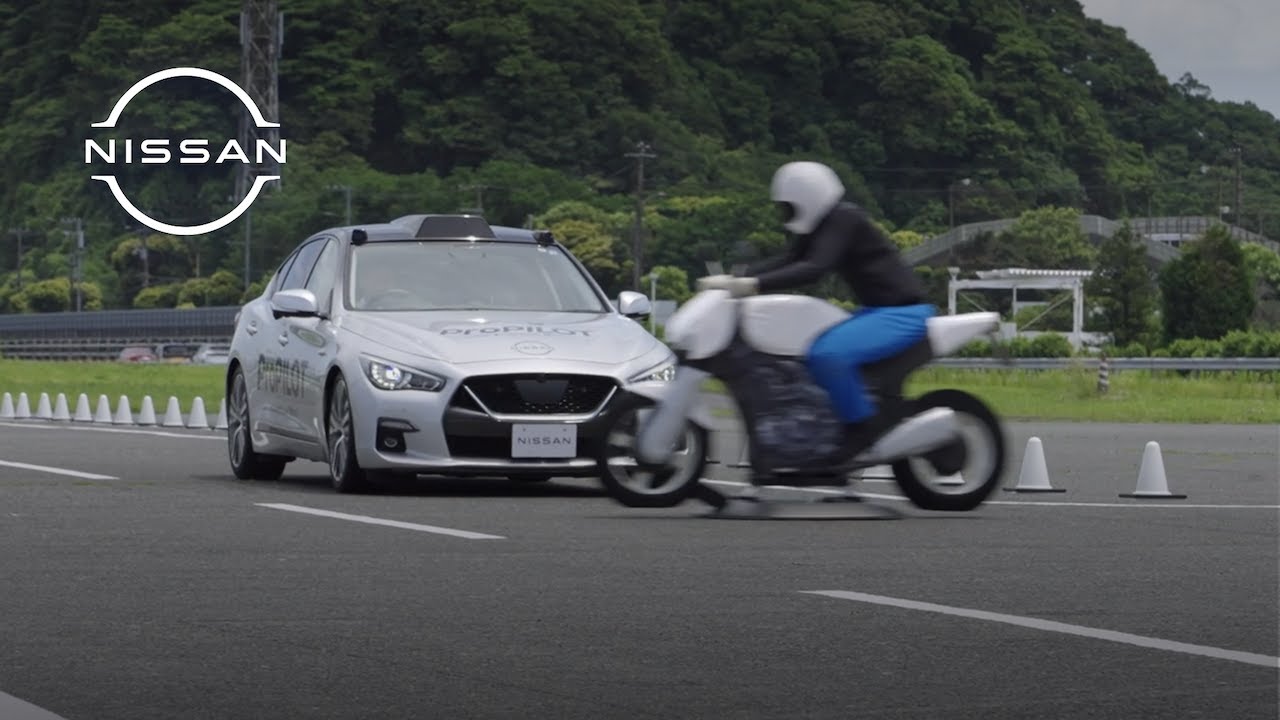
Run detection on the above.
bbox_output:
[117,346,157,363]
[192,343,231,365]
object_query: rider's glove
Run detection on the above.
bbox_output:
[725,277,759,297]
[696,274,733,291]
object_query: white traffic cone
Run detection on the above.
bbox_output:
[52,393,71,421]
[1120,441,1186,499]
[0,392,13,419]
[93,395,113,423]
[73,393,92,422]
[1004,436,1065,493]
[113,395,134,425]
[137,396,157,426]
[35,392,52,420]
[161,396,184,427]
[15,392,31,419]
[213,398,228,430]
[188,397,209,429]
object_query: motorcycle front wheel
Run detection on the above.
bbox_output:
[594,392,709,508]
[890,389,1006,511]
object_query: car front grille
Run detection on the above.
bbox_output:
[444,434,602,461]
[455,374,617,415]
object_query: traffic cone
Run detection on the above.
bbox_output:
[161,397,184,427]
[73,393,92,422]
[113,395,133,425]
[1004,436,1065,493]
[137,396,157,426]
[213,398,228,430]
[52,393,71,421]
[15,392,30,419]
[35,393,52,419]
[93,395,112,423]
[1120,441,1186,499]
[188,397,209,429]
[0,392,13,419]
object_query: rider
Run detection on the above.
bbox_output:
[698,161,936,455]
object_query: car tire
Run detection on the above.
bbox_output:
[227,365,289,481]
[326,374,382,494]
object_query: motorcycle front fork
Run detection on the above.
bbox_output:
[633,364,709,465]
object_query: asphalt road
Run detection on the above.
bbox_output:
[0,410,1277,720]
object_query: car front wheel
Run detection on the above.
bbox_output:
[326,374,385,494]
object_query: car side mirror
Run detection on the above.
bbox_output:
[617,291,652,318]
[271,288,319,319]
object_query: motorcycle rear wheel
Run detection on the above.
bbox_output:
[889,389,1006,511]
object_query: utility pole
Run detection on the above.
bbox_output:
[1232,146,1243,226]
[238,0,283,290]
[330,184,352,224]
[61,217,84,312]
[7,228,27,291]
[625,141,656,290]
[459,184,489,215]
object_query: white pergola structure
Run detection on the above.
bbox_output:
[946,267,1094,347]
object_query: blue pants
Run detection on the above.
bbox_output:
[805,304,936,423]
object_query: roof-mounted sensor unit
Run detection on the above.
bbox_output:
[415,215,496,240]
[533,230,555,245]
[351,228,368,245]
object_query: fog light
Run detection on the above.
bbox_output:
[376,418,417,454]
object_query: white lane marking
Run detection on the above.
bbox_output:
[702,479,1280,509]
[0,690,73,720]
[0,421,222,441]
[255,503,505,540]
[801,589,1280,670]
[0,459,118,481]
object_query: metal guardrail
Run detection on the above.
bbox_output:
[0,306,239,340]
[931,357,1280,371]
[0,337,231,361]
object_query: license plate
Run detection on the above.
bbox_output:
[511,423,578,458]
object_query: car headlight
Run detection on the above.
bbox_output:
[361,357,446,391]
[629,360,676,383]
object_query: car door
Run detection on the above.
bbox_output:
[258,237,328,453]
[240,251,299,443]
[281,236,342,447]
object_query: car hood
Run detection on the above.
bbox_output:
[338,310,665,366]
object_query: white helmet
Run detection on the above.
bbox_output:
[770,161,846,235]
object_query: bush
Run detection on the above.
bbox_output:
[1027,333,1074,358]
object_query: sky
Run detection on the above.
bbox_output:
[1077,0,1280,118]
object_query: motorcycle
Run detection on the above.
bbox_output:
[594,276,1008,513]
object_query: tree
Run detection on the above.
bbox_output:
[645,265,691,304]
[1158,225,1255,341]
[999,206,1095,268]
[1086,221,1157,346]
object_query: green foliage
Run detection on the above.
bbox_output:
[2,0,1280,318]
[1086,221,1158,346]
[999,206,1095,268]
[645,265,692,304]
[1158,225,1256,342]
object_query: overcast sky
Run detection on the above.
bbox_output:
[1077,0,1280,118]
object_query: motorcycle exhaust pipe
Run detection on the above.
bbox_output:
[634,368,705,465]
[857,407,959,463]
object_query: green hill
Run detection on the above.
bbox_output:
[0,0,1277,312]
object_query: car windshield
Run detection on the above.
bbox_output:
[347,240,609,312]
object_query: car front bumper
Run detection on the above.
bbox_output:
[346,367,626,477]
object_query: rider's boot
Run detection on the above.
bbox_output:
[839,416,890,462]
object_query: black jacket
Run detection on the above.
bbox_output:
[747,202,926,307]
